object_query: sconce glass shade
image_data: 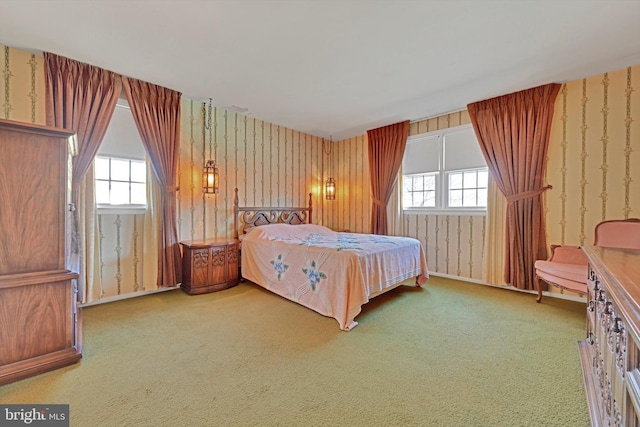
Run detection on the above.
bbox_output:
[203,159,219,194]
[325,177,336,200]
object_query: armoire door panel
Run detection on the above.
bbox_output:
[0,119,80,386]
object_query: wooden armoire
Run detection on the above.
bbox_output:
[0,118,81,385]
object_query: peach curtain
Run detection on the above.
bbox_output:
[123,77,182,287]
[468,83,560,290]
[44,52,122,197]
[44,52,122,300]
[367,120,409,235]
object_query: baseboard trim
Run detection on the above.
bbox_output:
[80,285,181,308]
[81,273,587,308]
[428,272,587,303]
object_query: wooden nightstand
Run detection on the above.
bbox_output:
[180,238,240,295]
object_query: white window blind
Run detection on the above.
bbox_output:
[98,100,146,160]
[403,134,440,174]
[443,128,486,171]
[402,124,488,213]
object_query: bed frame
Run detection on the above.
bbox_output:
[232,187,427,330]
[233,188,313,239]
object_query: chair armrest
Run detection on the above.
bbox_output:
[548,245,588,265]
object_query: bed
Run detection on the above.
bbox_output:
[233,189,428,331]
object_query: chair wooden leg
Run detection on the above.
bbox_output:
[535,275,543,303]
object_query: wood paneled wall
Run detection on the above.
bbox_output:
[326,134,370,233]
[176,101,326,242]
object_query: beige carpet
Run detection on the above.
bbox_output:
[0,276,589,426]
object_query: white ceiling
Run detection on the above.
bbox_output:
[1,0,639,140]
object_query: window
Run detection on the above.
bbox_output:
[447,169,488,207]
[402,124,488,213]
[95,156,147,207]
[95,99,148,212]
[403,173,437,208]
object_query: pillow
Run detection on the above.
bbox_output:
[245,223,333,240]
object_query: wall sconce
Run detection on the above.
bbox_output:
[203,159,219,194]
[324,136,336,201]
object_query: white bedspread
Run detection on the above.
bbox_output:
[240,224,428,330]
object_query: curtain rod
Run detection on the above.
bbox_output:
[410,107,467,125]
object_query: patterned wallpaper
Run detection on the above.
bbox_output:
[1,46,45,123]
[332,65,639,287]
[331,110,487,282]
[404,111,486,281]
[97,214,147,298]
[0,45,327,302]
[176,101,326,242]
[0,45,150,301]
[3,43,639,294]
[545,65,639,247]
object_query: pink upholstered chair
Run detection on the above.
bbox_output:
[534,218,640,303]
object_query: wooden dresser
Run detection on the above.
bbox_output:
[180,238,240,295]
[580,245,640,426]
[0,119,81,385]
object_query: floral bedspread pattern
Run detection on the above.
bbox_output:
[240,224,428,331]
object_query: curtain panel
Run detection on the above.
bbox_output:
[44,52,122,301]
[482,175,507,286]
[123,77,182,287]
[467,83,560,290]
[367,120,409,235]
[44,53,122,197]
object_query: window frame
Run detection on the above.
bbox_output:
[402,124,488,216]
[95,155,148,214]
[403,171,439,209]
[444,167,489,211]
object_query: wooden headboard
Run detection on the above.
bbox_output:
[233,188,313,239]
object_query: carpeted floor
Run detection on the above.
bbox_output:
[0,276,590,426]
